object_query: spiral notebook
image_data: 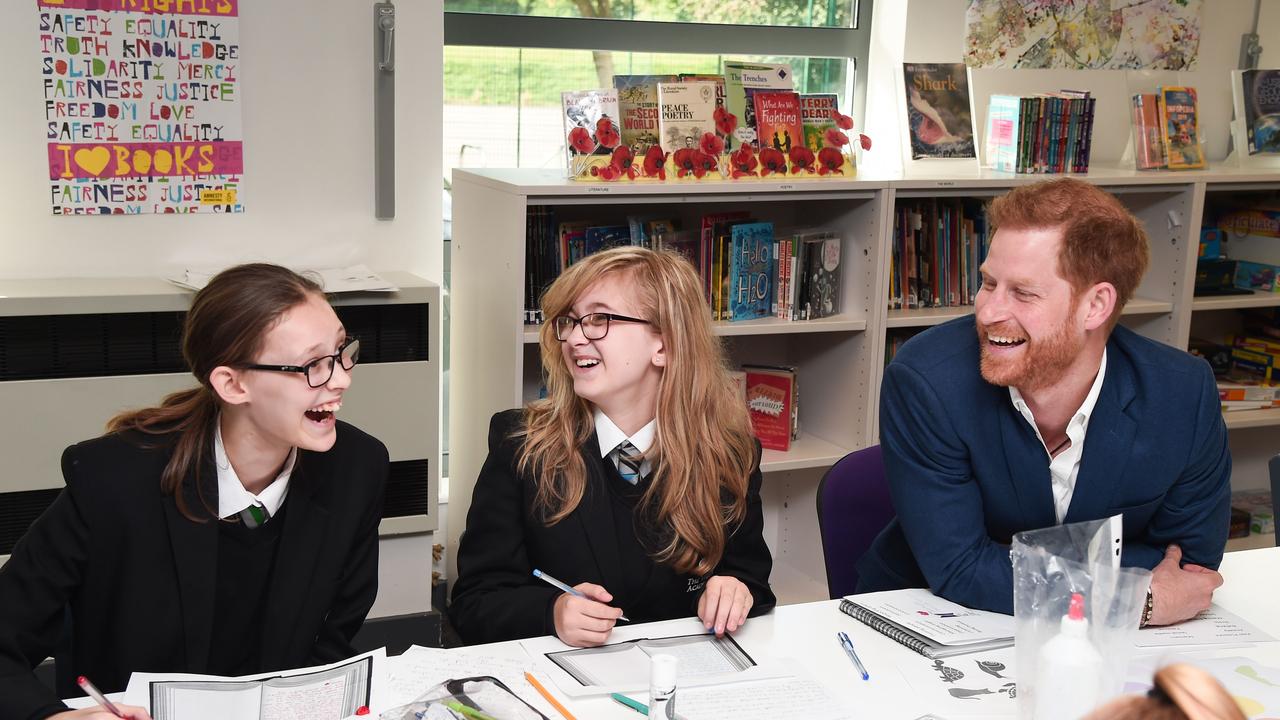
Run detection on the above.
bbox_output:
[839,589,1014,659]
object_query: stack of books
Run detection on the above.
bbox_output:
[985,92,1096,174]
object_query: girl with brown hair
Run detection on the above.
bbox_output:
[450,246,775,647]
[1083,664,1246,720]
[0,264,389,720]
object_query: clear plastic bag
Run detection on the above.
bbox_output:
[1011,515,1152,719]
[379,675,550,720]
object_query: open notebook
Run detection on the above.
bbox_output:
[840,588,1014,659]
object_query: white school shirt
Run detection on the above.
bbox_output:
[1008,349,1107,525]
[594,408,656,483]
[214,419,296,521]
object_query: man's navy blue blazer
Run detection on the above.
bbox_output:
[857,317,1231,614]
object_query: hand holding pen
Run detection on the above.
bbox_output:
[838,631,870,680]
[535,569,630,647]
[48,677,153,720]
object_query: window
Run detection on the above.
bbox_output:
[445,0,855,29]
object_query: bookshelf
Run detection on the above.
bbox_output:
[449,166,1280,604]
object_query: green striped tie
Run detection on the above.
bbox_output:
[240,504,269,529]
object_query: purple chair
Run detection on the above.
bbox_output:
[816,445,895,599]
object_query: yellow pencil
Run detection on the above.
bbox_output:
[524,671,578,720]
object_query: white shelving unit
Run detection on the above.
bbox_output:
[448,166,1280,604]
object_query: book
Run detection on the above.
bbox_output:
[679,73,727,114]
[613,75,674,156]
[723,61,794,151]
[752,91,804,156]
[1241,69,1280,155]
[799,93,839,153]
[839,589,1015,659]
[1159,86,1206,170]
[985,94,1021,172]
[800,232,842,319]
[657,81,718,155]
[728,222,775,321]
[1131,93,1167,170]
[902,63,975,159]
[561,88,620,170]
[742,365,796,451]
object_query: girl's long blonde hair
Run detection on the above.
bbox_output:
[517,247,757,576]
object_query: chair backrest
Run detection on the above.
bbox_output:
[816,445,895,599]
[1271,454,1280,548]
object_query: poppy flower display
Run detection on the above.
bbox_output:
[714,107,738,137]
[832,110,855,131]
[758,147,787,176]
[859,134,872,151]
[642,145,668,180]
[673,148,711,179]
[592,164,622,181]
[611,145,637,180]
[818,147,845,175]
[824,128,850,149]
[730,145,758,179]
[693,150,718,177]
[568,126,595,155]
[788,146,816,174]
[595,117,621,149]
[699,132,725,157]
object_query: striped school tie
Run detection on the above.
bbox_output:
[239,503,269,529]
[615,441,643,485]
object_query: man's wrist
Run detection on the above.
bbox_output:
[1140,587,1155,627]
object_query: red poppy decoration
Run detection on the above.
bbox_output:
[596,164,622,181]
[818,147,845,176]
[831,110,855,131]
[859,133,873,151]
[693,150,717,178]
[611,145,637,179]
[568,126,594,155]
[758,147,787,177]
[642,145,668,180]
[788,146,816,174]
[595,118,620,149]
[713,107,738,137]
[824,128,850,148]
[673,148,699,178]
[730,145,758,179]
[699,132,725,157]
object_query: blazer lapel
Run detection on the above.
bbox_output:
[998,400,1057,531]
[259,452,329,670]
[1064,355,1136,525]
[574,435,625,593]
[163,458,219,673]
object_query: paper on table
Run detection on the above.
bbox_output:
[845,589,1015,646]
[893,646,1017,717]
[675,675,857,720]
[167,264,398,293]
[383,645,556,718]
[521,630,789,697]
[122,647,388,720]
[1134,604,1275,648]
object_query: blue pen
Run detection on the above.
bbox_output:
[838,631,870,680]
[533,569,631,622]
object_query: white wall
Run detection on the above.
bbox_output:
[1,0,442,282]
[1,0,444,619]
[865,0,1264,172]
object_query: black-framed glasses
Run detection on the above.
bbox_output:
[553,313,650,341]
[244,338,360,388]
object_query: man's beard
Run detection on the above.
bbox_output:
[978,314,1083,392]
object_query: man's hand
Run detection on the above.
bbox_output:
[1147,544,1223,626]
[697,575,753,636]
[552,582,623,647]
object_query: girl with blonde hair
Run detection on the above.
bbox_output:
[451,246,774,646]
[1083,664,1246,720]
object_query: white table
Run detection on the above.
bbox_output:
[463,547,1280,719]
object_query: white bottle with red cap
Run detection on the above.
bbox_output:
[1033,592,1104,720]
[648,654,678,719]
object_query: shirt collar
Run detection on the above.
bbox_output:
[1009,348,1108,428]
[593,408,657,458]
[214,416,296,520]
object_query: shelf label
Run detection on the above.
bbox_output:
[778,184,794,190]
[935,181,956,187]
[586,186,611,193]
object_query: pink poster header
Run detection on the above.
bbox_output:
[49,141,243,179]
[37,0,238,17]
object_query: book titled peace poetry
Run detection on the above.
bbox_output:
[656,81,718,155]
[1159,86,1206,170]
[903,63,975,159]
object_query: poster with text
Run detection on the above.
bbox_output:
[38,0,243,215]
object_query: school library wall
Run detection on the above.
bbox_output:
[0,0,445,621]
